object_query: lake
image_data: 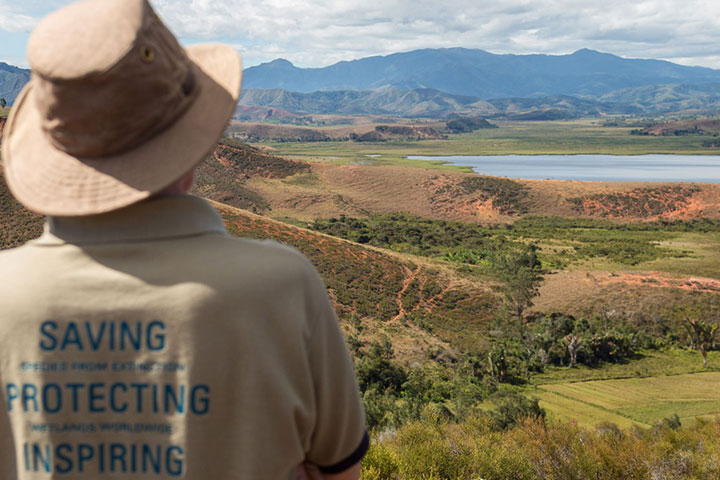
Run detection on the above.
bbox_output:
[407,154,720,182]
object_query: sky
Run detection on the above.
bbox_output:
[2,0,720,70]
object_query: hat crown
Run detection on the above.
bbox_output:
[29,0,147,79]
[27,0,198,158]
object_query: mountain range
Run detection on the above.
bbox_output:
[0,63,29,104]
[6,48,720,116]
[243,48,720,99]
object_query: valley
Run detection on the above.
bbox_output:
[199,121,720,434]
[4,111,720,477]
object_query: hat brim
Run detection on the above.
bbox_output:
[2,44,242,216]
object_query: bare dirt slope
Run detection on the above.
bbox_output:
[531,268,720,332]
[248,161,720,223]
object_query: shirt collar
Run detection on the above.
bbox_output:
[34,195,227,246]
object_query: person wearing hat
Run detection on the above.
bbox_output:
[0,0,368,478]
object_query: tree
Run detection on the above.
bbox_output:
[685,318,718,368]
[564,333,582,368]
[495,245,543,321]
[487,344,508,381]
[490,391,545,429]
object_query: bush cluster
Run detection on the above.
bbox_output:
[568,186,701,218]
[363,415,720,479]
[446,117,498,133]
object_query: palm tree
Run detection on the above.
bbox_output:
[685,318,718,368]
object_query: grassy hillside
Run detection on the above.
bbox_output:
[0,143,497,362]
[225,119,720,223]
[214,202,497,358]
[242,161,720,224]
[192,139,310,212]
[0,169,43,249]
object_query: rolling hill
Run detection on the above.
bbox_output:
[238,86,496,117]
[596,83,720,112]
[238,88,643,118]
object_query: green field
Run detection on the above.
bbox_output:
[533,349,720,428]
[266,119,720,166]
[537,370,720,427]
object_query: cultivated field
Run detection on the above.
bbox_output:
[537,370,720,427]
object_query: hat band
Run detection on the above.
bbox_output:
[36,65,199,159]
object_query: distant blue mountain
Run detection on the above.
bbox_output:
[0,63,30,105]
[243,48,720,99]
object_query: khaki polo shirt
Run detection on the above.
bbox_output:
[0,195,367,479]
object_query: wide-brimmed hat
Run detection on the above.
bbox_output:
[1,0,242,216]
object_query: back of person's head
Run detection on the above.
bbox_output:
[1,0,242,217]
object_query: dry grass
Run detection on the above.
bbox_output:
[240,159,720,224]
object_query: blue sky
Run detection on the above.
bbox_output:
[2,0,720,70]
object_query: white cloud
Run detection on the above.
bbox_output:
[3,0,720,68]
[0,8,38,33]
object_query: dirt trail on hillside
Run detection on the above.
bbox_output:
[392,265,421,322]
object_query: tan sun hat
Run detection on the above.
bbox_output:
[1,0,242,216]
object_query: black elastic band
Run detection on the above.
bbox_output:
[318,430,370,474]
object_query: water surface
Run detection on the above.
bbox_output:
[407,154,720,182]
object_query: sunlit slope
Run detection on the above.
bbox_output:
[213,200,498,360]
[203,141,720,223]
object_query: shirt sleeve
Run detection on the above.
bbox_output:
[302,259,369,472]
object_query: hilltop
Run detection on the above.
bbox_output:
[632,118,720,137]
